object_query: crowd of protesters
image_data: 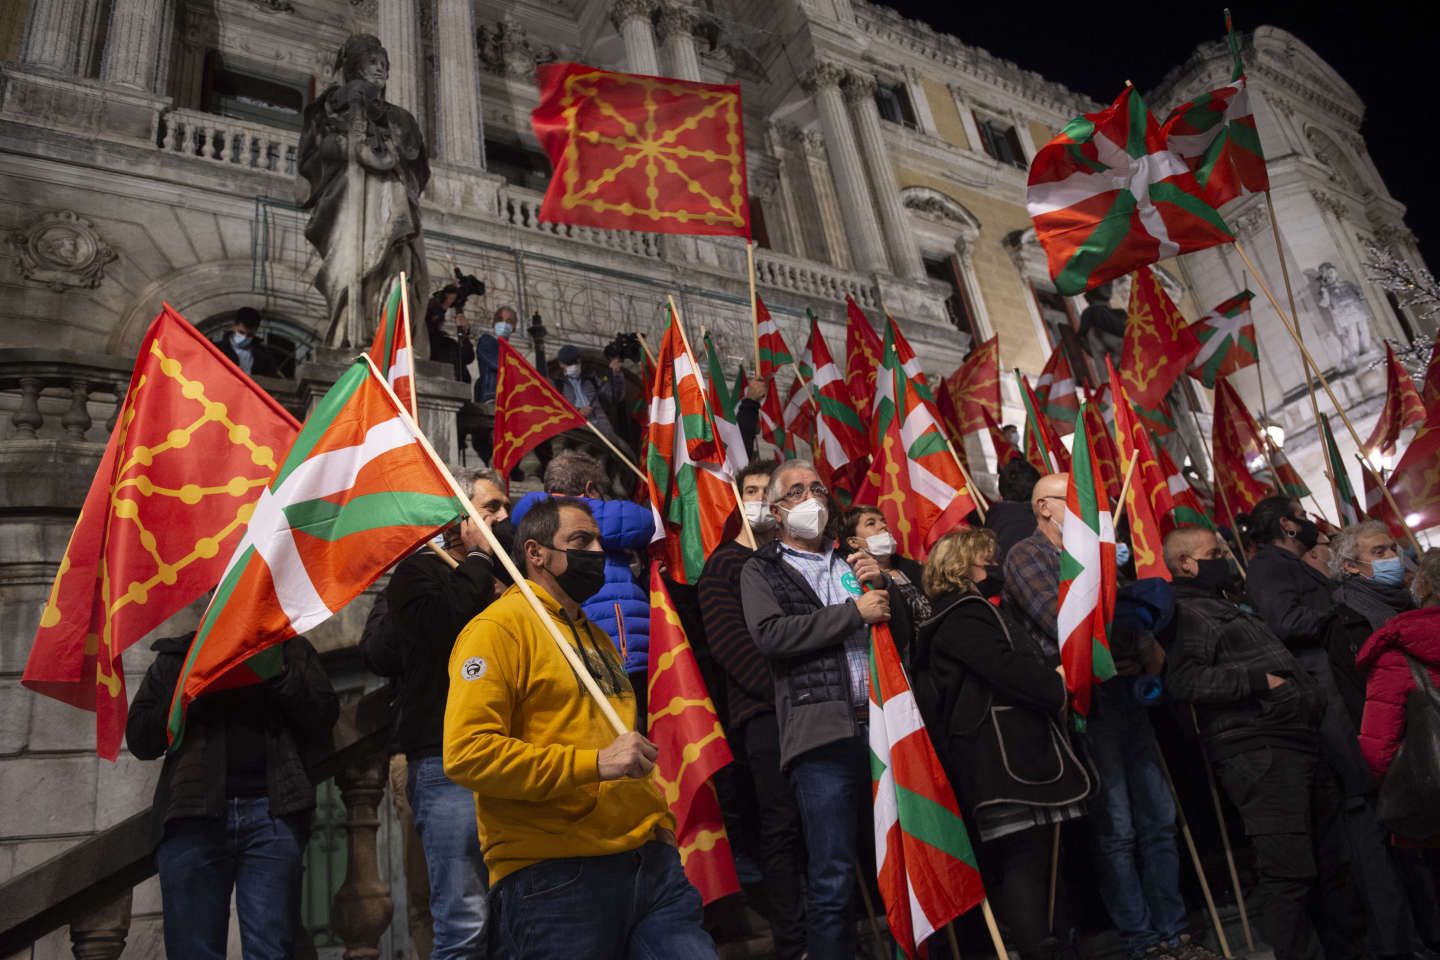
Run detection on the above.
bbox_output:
[127,344,1440,960]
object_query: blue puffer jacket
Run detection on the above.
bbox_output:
[511,491,653,675]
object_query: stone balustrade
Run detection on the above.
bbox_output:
[497,184,663,259]
[154,108,300,177]
[0,349,138,443]
[753,246,881,309]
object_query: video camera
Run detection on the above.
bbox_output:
[604,332,642,364]
[451,268,486,313]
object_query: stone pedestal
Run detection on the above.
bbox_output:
[802,63,888,275]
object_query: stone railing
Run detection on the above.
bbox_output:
[497,184,663,259]
[0,350,138,442]
[154,108,300,178]
[753,247,881,309]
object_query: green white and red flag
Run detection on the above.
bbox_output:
[845,295,885,415]
[1421,341,1440,420]
[754,296,792,451]
[367,274,417,418]
[869,618,986,957]
[1210,378,1270,528]
[860,324,977,559]
[1027,86,1233,296]
[1036,341,1080,434]
[1267,438,1311,500]
[942,335,1001,436]
[1057,402,1119,716]
[1321,413,1364,526]
[983,407,1024,469]
[1363,456,1410,542]
[889,313,933,401]
[1106,358,1176,579]
[1161,14,1269,209]
[782,374,814,457]
[702,331,750,476]
[648,562,740,904]
[1365,342,1428,456]
[166,358,466,745]
[1122,266,1201,409]
[1153,433,1215,530]
[801,311,868,484]
[1187,290,1257,389]
[1018,372,1071,474]
[646,308,736,584]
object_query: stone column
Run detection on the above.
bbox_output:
[802,62,888,275]
[379,0,423,123]
[611,0,660,77]
[100,0,172,92]
[69,890,132,960]
[656,4,701,82]
[844,71,924,281]
[433,0,485,169]
[21,0,89,73]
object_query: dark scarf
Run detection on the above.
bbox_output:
[1335,575,1414,631]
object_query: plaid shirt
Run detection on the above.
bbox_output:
[1003,527,1061,659]
[779,543,870,708]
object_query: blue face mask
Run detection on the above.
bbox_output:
[1115,542,1132,567]
[231,331,254,348]
[1369,555,1405,587]
[494,321,514,339]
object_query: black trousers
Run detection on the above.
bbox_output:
[979,824,1063,960]
[740,712,807,960]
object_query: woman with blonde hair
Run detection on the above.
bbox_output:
[912,528,1091,960]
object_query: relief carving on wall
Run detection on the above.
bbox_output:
[12,210,117,291]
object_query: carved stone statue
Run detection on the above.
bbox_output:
[1314,261,1375,361]
[299,34,429,348]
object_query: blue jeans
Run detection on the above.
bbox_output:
[1083,680,1188,956]
[408,754,489,959]
[491,840,715,959]
[788,734,870,960]
[154,796,306,960]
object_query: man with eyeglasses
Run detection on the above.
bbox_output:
[739,460,895,960]
[1003,472,1069,659]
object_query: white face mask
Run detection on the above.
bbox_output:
[495,321,514,339]
[563,363,581,377]
[782,498,828,541]
[743,499,776,530]
[864,531,896,559]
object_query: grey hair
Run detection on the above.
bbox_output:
[765,459,817,505]
[1413,548,1440,606]
[452,466,500,497]
[543,449,607,496]
[1329,520,1392,578]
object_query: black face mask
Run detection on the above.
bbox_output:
[1192,557,1232,592]
[1294,520,1320,552]
[978,564,1005,598]
[553,547,606,604]
[490,518,517,556]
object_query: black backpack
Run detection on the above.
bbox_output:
[1377,654,1440,841]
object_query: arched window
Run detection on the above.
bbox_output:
[198,309,320,380]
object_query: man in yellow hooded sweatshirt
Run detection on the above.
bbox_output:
[443,495,716,959]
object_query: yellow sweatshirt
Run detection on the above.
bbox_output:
[443,581,673,885]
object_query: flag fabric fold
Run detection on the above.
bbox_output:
[367,275,417,417]
[1018,372,1072,474]
[754,296,792,452]
[22,306,301,759]
[491,338,590,480]
[1365,342,1427,456]
[1320,413,1364,526]
[845,295,885,416]
[166,358,466,745]
[1187,290,1257,389]
[801,312,868,485]
[869,619,986,957]
[1036,341,1081,434]
[1384,418,1440,535]
[648,562,740,904]
[1154,434,1215,530]
[1121,266,1201,408]
[942,336,1001,436]
[702,331,750,476]
[1107,358,1175,580]
[1210,378,1271,528]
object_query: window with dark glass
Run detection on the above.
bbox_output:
[875,82,918,129]
[974,113,1027,169]
[748,196,771,249]
[202,51,307,130]
[924,254,980,346]
[484,136,552,193]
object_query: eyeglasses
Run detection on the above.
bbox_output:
[778,481,828,504]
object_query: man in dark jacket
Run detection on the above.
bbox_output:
[216,307,283,379]
[984,457,1040,562]
[1164,527,1364,960]
[699,459,805,959]
[740,459,893,960]
[377,466,509,960]
[127,634,337,959]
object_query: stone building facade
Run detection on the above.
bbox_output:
[0,1,1432,957]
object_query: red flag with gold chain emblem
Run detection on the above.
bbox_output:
[942,336,1001,436]
[1107,358,1175,580]
[845,295,885,416]
[531,63,749,237]
[647,562,739,904]
[491,338,590,482]
[1366,342,1428,456]
[1121,266,1201,409]
[22,306,300,759]
[1384,418,1440,535]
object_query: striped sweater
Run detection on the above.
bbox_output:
[698,540,773,728]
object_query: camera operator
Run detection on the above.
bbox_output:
[425,284,474,384]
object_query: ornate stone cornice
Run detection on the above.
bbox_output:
[476,14,557,78]
[609,0,657,30]
[799,61,848,95]
[654,4,697,43]
[1309,188,1349,220]
[841,71,877,103]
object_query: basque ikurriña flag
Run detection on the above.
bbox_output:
[367,274,417,417]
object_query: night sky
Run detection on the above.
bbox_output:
[885,0,1439,264]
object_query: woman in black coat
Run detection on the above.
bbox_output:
[912,528,1091,960]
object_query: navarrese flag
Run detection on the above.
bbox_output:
[1036,341,1081,434]
[1385,417,1440,534]
[23,306,301,759]
[942,335,1000,436]
[1161,13,1269,209]
[1057,403,1119,717]
[1027,85,1233,297]
[646,308,735,584]
[1187,290,1257,389]
[845,294,885,415]
[862,324,977,560]
[702,331,749,475]
[648,563,739,904]
[869,619,986,957]
[1321,413,1364,526]
[1107,358,1175,580]
[166,358,466,745]
[531,63,749,237]
[1210,378,1270,528]
[368,274,417,417]
[491,337,589,481]
[1366,342,1427,456]
[1422,341,1440,420]
[1082,396,1124,505]
[1122,265,1201,409]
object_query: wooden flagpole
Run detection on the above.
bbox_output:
[581,420,649,485]
[1155,744,1234,959]
[667,296,757,550]
[980,900,1012,960]
[426,541,460,568]
[1112,455,1139,527]
[1193,707,1256,950]
[747,241,762,376]
[853,864,889,960]
[1047,822,1062,931]
[362,353,629,735]
[1185,405,1251,561]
